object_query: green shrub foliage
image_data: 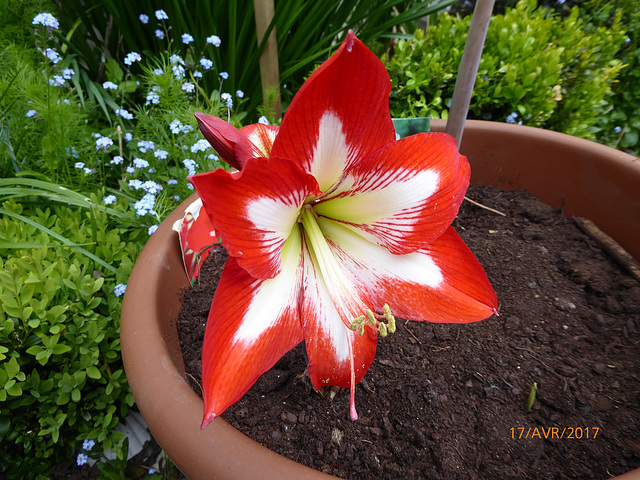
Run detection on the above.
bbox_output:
[0,200,137,478]
[582,0,640,154]
[385,0,625,139]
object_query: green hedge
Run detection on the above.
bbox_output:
[385,0,625,139]
[0,200,137,478]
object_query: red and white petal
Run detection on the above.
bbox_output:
[239,123,279,158]
[194,112,263,169]
[189,157,320,280]
[318,217,497,323]
[174,198,218,282]
[271,31,396,189]
[201,228,305,428]
[314,133,470,255]
[299,238,377,419]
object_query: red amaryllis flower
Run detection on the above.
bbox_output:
[184,31,497,428]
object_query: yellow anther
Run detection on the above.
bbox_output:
[366,309,377,327]
[378,322,388,337]
[349,315,366,331]
[387,316,396,334]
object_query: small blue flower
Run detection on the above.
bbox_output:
[124,52,141,66]
[115,108,133,120]
[32,13,59,29]
[43,48,61,64]
[134,194,157,217]
[139,14,149,24]
[155,29,165,40]
[126,166,135,174]
[76,453,88,466]
[103,195,116,205]
[95,136,113,151]
[182,82,195,93]
[219,71,229,80]
[154,150,168,160]
[125,132,133,142]
[206,35,221,47]
[114,284,127,297]
[193,70,203,79]
[614,126,622,134]
[172,64,185,79]
[148,225,159,235]
[169,54,185,65]
[170,119,183,134]
[167,179,178,186]
[48,75,65,87]
[142,181,163,194]
[129,179,143,190]
[258,116,270,125]
[148,468,156,475]
[82,439,96,451]
[191,139,211,153]
[110,155,124,165]
[62,68,75,79]
[145,90,161,106]
[155,9,168,20]
[505,112,518,125]
[103,81,118,90]
[138,140,155,153]
[26,109,37,117]
[182,33,194,44]
[183,159,199,176]
[133,158,150,169]
[170,119,193,135]
[199,58,213,70]
[236,90,244,98]
[153,68,163,75]
[74,162,85,169]
[221,92,232,109]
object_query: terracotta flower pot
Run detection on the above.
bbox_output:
[121,120,640,479]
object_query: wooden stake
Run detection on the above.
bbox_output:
[253,0,281,120]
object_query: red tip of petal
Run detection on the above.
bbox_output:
[201,412,216,430]
[346,30,355,52]
[194,112,258,170]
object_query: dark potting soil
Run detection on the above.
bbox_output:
[177,184,640,480]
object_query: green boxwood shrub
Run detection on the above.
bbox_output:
[385,0,625,139]
[0,200,138,478]
[582,0,640,154]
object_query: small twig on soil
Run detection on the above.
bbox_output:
[402,323,422,344]
[464,196,507,216]
[573,217,640,283]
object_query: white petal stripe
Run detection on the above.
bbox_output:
[234,226,302,342]
[317,216,443,291]
[310,111,349,192]
[314,167,439,232]
[245,191,305,256]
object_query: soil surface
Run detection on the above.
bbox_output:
[177,184,640,480]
